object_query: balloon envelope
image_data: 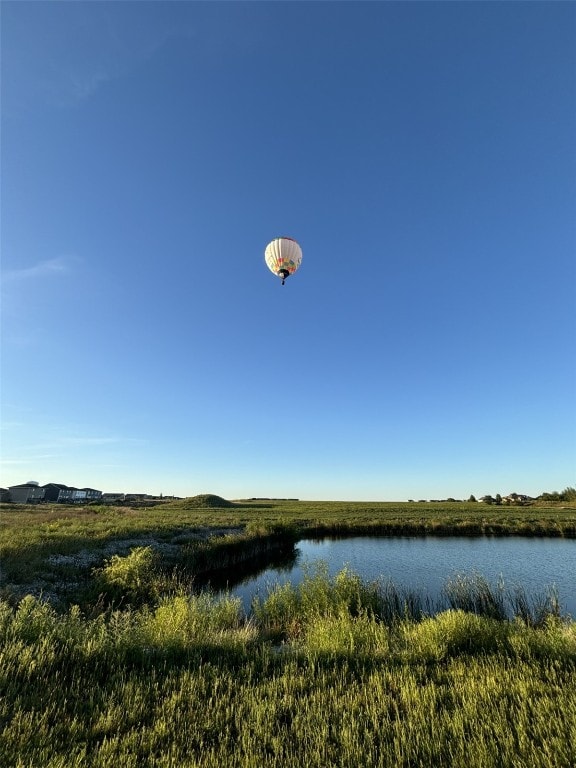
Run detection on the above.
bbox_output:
[265,237,302,281]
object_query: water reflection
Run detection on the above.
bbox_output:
[195,544,298,593]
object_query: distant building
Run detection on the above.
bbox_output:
[101,492,125,503]
[57,487,76,503]
[42,483,71,503]
[8,483,45,504]
[81,488,102,501]
[502,493,532,504]
[41,483,103,503]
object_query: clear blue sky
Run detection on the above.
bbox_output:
[2,1,575,501]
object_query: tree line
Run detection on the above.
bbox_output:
[476,487,576,505]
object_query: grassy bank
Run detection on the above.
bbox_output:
[1,568,575,767]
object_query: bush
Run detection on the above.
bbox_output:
[96,546,159,602]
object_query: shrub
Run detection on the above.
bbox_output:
[96,546,159,602]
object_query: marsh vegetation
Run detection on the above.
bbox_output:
[1,498,575,766]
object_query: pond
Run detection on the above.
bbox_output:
[222,536,576,617]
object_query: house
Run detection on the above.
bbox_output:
[8,482,45,504]
[42,483,72,503]
[0,488,11,502]
[502,493,532,505]
[101,492,125,503]
[41,483,102,503]
[81,488,102,502]
[56,487,76,503]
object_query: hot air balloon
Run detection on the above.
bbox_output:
[264,237,302,285]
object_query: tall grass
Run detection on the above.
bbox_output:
[443,573,562,626]
[1,572,575,768]
[251,563,428,641]
[250,564,565,638]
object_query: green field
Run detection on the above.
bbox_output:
[1,498,575,767]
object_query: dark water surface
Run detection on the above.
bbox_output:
[226,536,575,617]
